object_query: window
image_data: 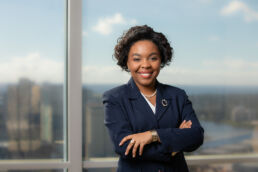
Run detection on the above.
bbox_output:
[0,0,66,160]
[0,0,82,171]
[82,0,258,171]
[0,0,258,171]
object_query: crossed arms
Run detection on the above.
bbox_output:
[103,92,204,162]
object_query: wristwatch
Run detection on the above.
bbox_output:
[151,130,159,142]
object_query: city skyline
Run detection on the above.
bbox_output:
[1,78,258,158]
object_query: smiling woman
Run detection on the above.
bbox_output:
[103,25,204,172]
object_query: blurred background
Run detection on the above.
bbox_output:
[0,0,258,171]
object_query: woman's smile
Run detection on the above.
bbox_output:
[138,71,153,78]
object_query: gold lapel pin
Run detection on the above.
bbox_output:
[162,99,168,107]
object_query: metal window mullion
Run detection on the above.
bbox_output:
[67,0,82,171]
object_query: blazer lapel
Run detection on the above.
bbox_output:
[155,82,171,121]
[127,78,157,122]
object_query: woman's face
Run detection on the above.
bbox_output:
[127,40,161,89]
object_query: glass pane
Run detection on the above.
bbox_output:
[0,1,66,159]
[189,91,258,155]
[82,0,258,161]
[82,85,117,159]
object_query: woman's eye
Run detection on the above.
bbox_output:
[133,58,140,61]
[150,57,158,61]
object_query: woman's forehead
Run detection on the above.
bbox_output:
[129,40,159,54]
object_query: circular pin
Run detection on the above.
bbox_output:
[162,99,168,107]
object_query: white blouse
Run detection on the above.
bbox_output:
[140,92,156,114]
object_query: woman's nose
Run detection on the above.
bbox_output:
[141,59,151,68]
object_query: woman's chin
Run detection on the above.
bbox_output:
[136,79,156,88]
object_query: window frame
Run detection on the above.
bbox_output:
[0,0,82,171]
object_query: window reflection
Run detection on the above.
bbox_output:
[0,79,64,159]
[188,89,258,155]
[83,85,116,159]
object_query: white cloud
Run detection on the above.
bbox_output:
[221,1,258,22]
[202,58,258,69]
[209,35,220,41]
[0,53,64,84]
[1,53,257,86]
[82,57,258,86]
[158,59,258,86]
[82,65,130,84]
[92,13,137,35]
[196,58,258,85]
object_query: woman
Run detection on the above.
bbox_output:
[103,25,204,172]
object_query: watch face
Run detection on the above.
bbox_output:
[151,130,158,142]
[153,136,157,142]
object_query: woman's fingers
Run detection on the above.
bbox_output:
[186,120,192,128]
[132,142,140,158]
[179,120,186,128]
[120,132,153,157]
[180,120,192,129]
[119,135,132,146]
[187,121,192,128]
[125,139,135,155]
[139,143,145,156]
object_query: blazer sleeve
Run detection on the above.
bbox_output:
[156,90,204,153]
[103,93,173,162]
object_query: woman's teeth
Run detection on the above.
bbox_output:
[140,73,151,77]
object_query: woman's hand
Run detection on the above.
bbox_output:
[119,131,152,158]
[179,120,192,129]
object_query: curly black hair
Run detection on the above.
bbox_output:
[114,25,173,71]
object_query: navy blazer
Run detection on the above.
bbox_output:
[103,78,204,172]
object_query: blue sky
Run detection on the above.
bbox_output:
[0,0,258,85]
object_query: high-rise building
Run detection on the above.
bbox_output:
[6,78,41,156]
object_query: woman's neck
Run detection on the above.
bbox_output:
[136,82,157,96]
